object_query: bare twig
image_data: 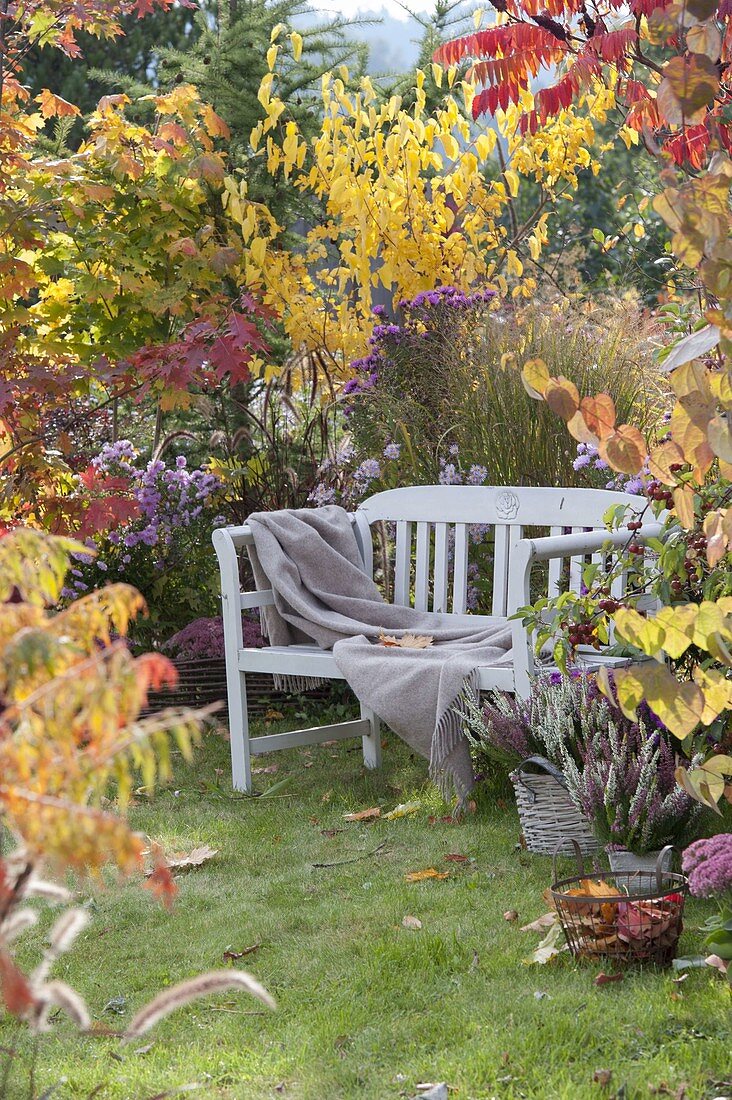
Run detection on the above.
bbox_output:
[311,840,388,869]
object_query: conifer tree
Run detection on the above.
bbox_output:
[159,0,368,215]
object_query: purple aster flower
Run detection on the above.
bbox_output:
[354,458,381,484]
[383,442,401,460]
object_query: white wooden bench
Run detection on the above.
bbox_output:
[213,486,662,792]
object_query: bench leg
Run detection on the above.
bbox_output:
[360,704,382,771]
[229,670,252,793]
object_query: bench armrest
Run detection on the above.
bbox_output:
[523,522,664,562]
[507,522,663,617]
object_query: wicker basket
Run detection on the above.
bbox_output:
[551,842,688,967]
[510,755,598,856]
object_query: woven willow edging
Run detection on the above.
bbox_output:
[143,657,332,720]
[510,764,599,856]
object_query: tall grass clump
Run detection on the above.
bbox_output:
[345,287,665,488]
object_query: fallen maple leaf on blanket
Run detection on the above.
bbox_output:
[378,632,433,648]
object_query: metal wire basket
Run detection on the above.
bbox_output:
[510,756,599,855]
[551,841,688,967]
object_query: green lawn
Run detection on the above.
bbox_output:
[4,719,731,1100]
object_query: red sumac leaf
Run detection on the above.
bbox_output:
[0,952,36,1016]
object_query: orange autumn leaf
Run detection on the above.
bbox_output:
[343,807,381,821]
[37,89,81,118]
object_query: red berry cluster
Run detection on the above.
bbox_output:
[598,598,620,612]
[567,622,599,649]
[647,480,674,507]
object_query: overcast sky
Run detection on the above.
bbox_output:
[312,1,440,18]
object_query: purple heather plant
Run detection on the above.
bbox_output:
[462,673,704,853]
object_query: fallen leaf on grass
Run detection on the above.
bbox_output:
[144,845,218,877]
[428,815,459,826]
[223,944,260,962]
[413,1085,448,1100]
[503,909,519,922]
[378,631,433,648]
[343,807,380,822]
[593,1069,612,1088]
[520,913,556,933]
[444,853,469,863]
[321,828,342,838]
[594,972,624,986]
[524,918,566,965]
[704,953,729,975]
[648,1083,689,1099]
[251,764,278,775]
[384,801,421,819]
[405,868,450,882]
[402,915,422,931]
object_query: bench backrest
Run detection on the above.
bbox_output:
[353,485,641,616]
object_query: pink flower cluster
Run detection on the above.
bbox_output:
[682,833,732,899]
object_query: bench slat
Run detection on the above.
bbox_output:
[240,590,275,609]
[250,719,370,755]
[414,522,431,611]
[452,523,469,615]
[394,520,412,607]
[433,523,449,613]
[492,525,509,617]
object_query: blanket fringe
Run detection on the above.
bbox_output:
[429,670,478,811]
[272,673,328,693]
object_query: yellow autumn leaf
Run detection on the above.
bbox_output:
[613,608,665,656]
[250,237,267,268]
[405,868,450,882]
[521,358,550,399]
[289,31,303,61]
[504,169,520,197]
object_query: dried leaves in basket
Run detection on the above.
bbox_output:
[555,878,685,961]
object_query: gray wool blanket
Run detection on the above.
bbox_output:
[247,506,513,803]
